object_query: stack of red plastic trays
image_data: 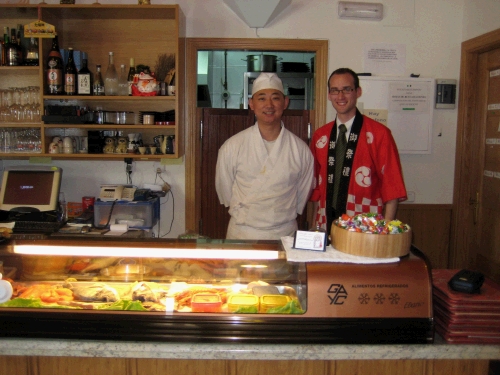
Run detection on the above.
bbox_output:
[432,269,500,344]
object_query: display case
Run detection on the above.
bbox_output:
[0,4,185,160]
[0,237,433,344]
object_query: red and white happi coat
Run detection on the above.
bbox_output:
[310,114,407,230]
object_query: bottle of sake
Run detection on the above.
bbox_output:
[46,34,64,94]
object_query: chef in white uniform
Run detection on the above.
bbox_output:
[216,72,314,240]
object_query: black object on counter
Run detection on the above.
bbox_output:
[448,269,485,294]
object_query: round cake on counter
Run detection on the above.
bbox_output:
[330,213,412,258]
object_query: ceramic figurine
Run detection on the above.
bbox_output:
[115,136,128,154]
[103,137,116,154]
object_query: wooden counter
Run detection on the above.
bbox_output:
[0,336,499,375]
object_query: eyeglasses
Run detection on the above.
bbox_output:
[329,87,355,95]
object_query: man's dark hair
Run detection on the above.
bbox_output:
[328,68,360,89]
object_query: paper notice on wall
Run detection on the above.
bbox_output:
[363,43,405,75]
[363,109,388,127]
[388,82,430,113]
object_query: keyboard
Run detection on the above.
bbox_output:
[13,221,63,234]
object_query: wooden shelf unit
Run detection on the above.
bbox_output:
[0,4,185,160]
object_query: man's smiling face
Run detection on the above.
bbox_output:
[328,73,362,123]
[249,89,289,127]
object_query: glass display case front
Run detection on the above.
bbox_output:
[0,237,434,344]
[0,239,306,315]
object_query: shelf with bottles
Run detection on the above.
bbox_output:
[2,3,184,160]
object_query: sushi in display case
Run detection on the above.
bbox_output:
[0,237,434,344]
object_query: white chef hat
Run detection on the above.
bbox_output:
[251,72,285,96]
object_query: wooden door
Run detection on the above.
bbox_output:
[200,109,254,239]
[474,48,500,281]
[451,28,500,283]
[199,108,310,239]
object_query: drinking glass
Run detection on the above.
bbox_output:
[30,86,41,123]
[0,89,13,123]
[0,90,10,123]
[10,88,24,123]
[2,128,11,153]
[58,192,67,222]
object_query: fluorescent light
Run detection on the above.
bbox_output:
[338,1,383,21]
[13,244,282,260]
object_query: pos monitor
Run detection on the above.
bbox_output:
[0,166,62,213]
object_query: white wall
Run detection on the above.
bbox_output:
[462,0,500,40]
[4,0,500,237]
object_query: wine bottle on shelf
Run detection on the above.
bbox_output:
[16,23,28,56]
[2,27,9,66]
[46,34,64,95]
[24,37,39,66]
[93,64,104,96]
[118,64,129,96]
[127,57,136,96]
[6,27,23,66]
[77,57,92,95]
[104,51,118,96]
[64,47,77,95]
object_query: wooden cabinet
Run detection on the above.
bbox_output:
[0,4,185,160]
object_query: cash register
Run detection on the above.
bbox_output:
[0,166,63,234]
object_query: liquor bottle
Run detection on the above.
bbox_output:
[93,64,105,96]
[16,24,23,46]
[5,27,23,66]
[104,51,118,96]
[16,23,27,55]
[46,34,64,95]
[64,47,77,95]
[77,58,92,95]
[1,27,9,66]
[24,37,39,66]
[127,57,136,96]
[13,27,23,65]
[117,64,129,96]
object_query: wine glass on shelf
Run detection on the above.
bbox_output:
[0,90,10,123]
[20,87,32,123]
[9,88,24,123]
[35,90,41,123]
[1,88,14,123]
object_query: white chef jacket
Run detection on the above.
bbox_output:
[215,123,314,240]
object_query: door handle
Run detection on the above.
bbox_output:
[469,192,479,224]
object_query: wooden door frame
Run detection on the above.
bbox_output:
[450,28,500,268]
[184,38,329,233]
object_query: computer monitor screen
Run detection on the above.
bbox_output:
[0,166,62,212]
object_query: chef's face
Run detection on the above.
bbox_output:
[249,89,289,127]
[328,73,362,122]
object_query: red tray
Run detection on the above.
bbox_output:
[434,303,500,325]
[435,322,500,344]
[434,312,500,332]
[432,269,500,308]
[433,290,500,312]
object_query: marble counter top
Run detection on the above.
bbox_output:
[1,336,499,360]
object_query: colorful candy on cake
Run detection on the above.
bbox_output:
[334,213,411,235]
